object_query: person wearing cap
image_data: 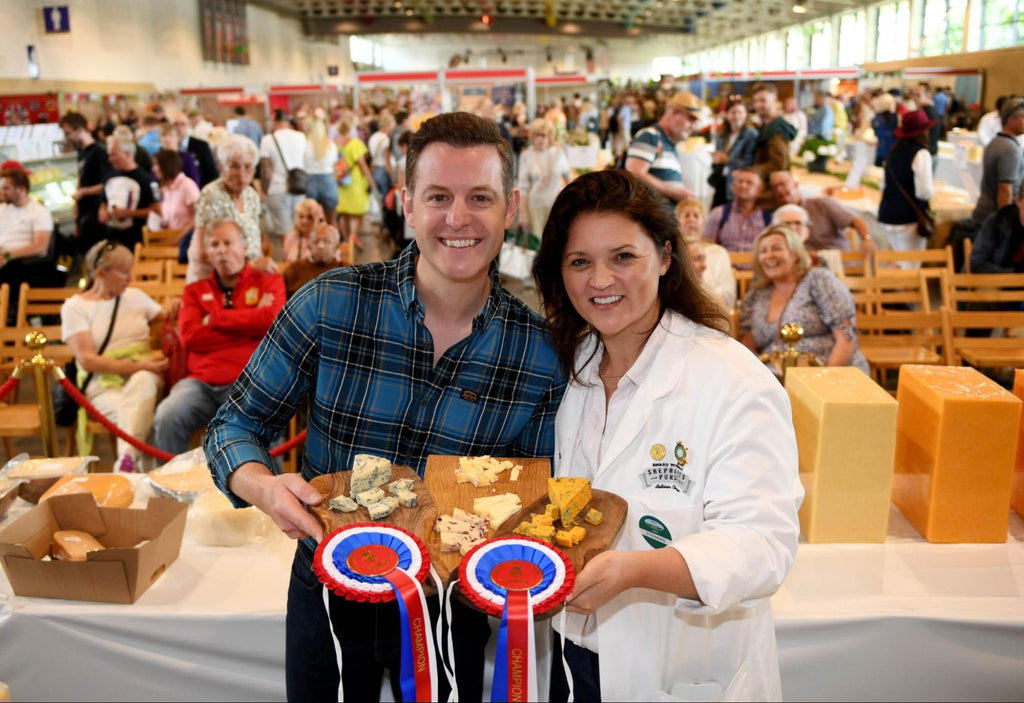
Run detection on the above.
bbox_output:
[971,97,1024,227]
[625,92,701,204]
[877,109,936,267]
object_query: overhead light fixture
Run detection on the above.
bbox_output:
[792,0,807,13]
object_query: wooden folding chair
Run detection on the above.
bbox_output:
[728,251,754,303]
[963,238,973,274]
[16,283,80,328]
[871,246,954,280]
[133,259,166,283]
[165,260,189,284]
[856,308,950,385]
[839,250,868,278]
[0,327,46,458]
[845,270,932,315]
[0,283,8,329]
[143,227,185,247]
[133,281,186,307]
[942,306,1024,369]
[944,272,1024,310]
[134,243,181,264]
[338,238,356,267]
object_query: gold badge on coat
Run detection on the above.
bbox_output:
[650,443,666,461]
[244,287,259,306]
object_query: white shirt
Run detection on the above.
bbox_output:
[259,129,308,195]
[977,111,1001,147]
[367,131,392,172]
[879,148,935,201]
[304,138,338,175]
[0,199,52,251]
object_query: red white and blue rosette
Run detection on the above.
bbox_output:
[314,523,437,702]
[458,536,575,703]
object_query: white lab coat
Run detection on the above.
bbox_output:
[554,311,803,701]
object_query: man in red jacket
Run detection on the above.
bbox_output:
[154,219,285,455]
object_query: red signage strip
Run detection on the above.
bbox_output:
[904,67,980,76]
[444,68,528,81]
[180,87,245,95]
[536,75,587,84]
[356,71,439,83]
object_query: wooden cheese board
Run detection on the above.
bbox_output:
[494,489,628,580]
[308,465,438,548]
[422,454,551,582]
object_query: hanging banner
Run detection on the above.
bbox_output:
[0,93,60,126]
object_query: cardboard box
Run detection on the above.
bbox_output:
[0,492,187,603]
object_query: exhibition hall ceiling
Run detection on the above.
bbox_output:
[252,0,875,50]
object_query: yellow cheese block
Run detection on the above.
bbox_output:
[786,367,897,543]
[548,477,591,527]
[893,365,1019,543]
[40,474,134,508]
[51,530,105,561]
[1011,370,1024,519]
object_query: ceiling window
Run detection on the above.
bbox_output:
[837,11,867,65]
[786,26,807,69]
[809,20,833,68]
[921,0,967,55]
[980,0,1024,48]
[733,43,749,73]
[876,1,911,61]
[764,33,785,70]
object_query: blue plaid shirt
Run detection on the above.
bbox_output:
[205,242,566,516]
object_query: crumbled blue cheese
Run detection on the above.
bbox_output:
[395,489,418,508]
[328,495,358,513]
[367,496,400,520]
[350,454,392,497]
[387,478,415,495]
[355,487,386,508]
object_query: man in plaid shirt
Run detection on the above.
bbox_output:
[205,112,566,702]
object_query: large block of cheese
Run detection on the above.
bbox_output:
[1011,370,1024,519]
[893,365,1019,543]
[786,367,897,543]
[548,477,591,527]
[350,454,392,497]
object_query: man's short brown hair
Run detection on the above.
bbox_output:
[751,82,778,96]
[405,111,514,198]
[58,111,88,132]
[1,168,29,192]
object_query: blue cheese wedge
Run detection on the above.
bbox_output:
[395,489,418,507]
[367,497,398,520]
[328,495,359,513]
[355,487,386,508]
[350,454,392,497]
[387,478,415,495]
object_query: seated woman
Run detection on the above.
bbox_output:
[740,224,869,373]
[533,169,802,701]
[676,198,735,311]
[61,240,170,472]
[152,149,200,252]
[283,198,325,263]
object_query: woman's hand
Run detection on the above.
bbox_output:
[251,256,278,273]
[566,551,635,615]
[137,355,170,374]
[712,150,728,165]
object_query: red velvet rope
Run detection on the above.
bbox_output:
[55,375,307,462]
[0,375,21,404]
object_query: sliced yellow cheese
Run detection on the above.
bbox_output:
[567,525,587,544]
[584,508,603,526]
[555,530,574,548]
[40,474,134,508]
[51,530,104,561]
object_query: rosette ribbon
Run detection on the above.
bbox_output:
[458,537,575,703]
[314,524,439,702]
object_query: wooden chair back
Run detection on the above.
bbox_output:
[134,243,181,264]
[845,271,932,315]
[165,260,189,283]
[944,272,1024,309]
[134,281,186,306]
[133,259,166,283]
[963,238,973,274]
[871,246,954,280]
[856,308,950,383]
[338,238,356,267]
[942,306,1024,368]
[143,227,185,247]
[839,250,868,278]
[728,251,754,303]
[16,284,80,328]
[0,283,8,329]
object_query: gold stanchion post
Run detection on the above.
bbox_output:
[24,330,59,458]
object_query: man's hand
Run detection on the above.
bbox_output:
[257,292,275,308]
[860,237,878,257]
[229,463,324,541]
[667,182,695,202]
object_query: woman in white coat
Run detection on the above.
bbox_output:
[533,169,803,702]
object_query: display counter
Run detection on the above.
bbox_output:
[1,479,1022,701]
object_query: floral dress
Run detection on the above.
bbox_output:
[740,266,869,373]
[188,178,262,283]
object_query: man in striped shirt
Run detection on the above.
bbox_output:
[205,112,566,702]
[625,91,702,204]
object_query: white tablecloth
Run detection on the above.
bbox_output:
[1,480,1022,701]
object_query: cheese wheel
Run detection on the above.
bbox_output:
[51,530,105,561]
[40,474,135,508]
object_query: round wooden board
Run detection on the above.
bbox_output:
[458,488,628,620]
[308,466,439,556]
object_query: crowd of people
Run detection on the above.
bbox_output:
[0,77,1018,698]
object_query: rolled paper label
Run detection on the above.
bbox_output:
[384,568,436,703]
